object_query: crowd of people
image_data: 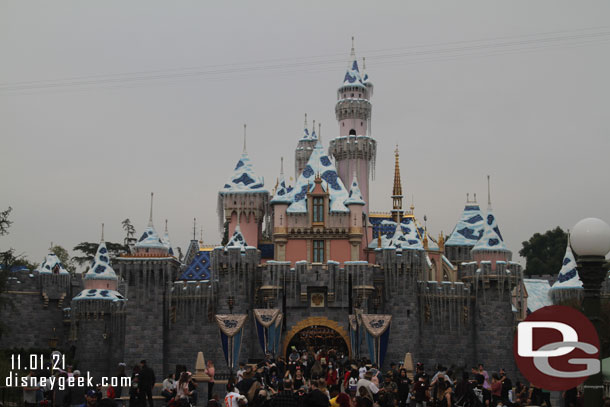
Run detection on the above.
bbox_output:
[15,348,590,407]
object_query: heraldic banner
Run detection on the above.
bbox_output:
[360,314,392,367]
[215,314,248,371]
[253,309,283,356]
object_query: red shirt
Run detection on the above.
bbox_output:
[491,381,502,397]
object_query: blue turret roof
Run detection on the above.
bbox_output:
[226,225,251,251]
[84,241,117,281]
[287,141,349,213]
[551,240,582,290]
[134,223,166,251]
[270,172,293,204]
[37,253,69,275]
[220,151,267,194]
[368,218,423,250]
[344,173,365,206]
[342,59,365,88]
[445,202,485,247]
[472,208,508,252]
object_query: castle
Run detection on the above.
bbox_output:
[1,42,530,381]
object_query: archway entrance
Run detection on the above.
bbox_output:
[283,316,351,358]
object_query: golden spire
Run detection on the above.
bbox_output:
[393,145,402,197]
[438,231,445,251]
[423,226,429,250]
[391,145,403,223]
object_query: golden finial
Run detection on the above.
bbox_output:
[377,233,382,248]
[423,225,429,250]
[438,231,445,251]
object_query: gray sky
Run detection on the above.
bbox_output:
[1,1,610,268]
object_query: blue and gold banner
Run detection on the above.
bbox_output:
[253,309,283,356]
[215,314,247,371]
[361,314,392,367]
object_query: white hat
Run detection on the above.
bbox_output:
[74,370,81,375]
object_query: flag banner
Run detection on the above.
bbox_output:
[361,314,392,366]
[215,314,247,370]
[253,309,283,355]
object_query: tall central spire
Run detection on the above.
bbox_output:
[391,145,403,223]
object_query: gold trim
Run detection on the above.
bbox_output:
[5,290,39,295]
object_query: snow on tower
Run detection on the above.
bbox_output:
[295,113,319,178]
[218,125,270,249]
[550,235,583,303]
[444,194,485,264]
[133,193,171,257]
[328,37,376,214]
[471,180,511,266]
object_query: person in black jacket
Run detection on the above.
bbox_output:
[305,378,330,407]
[138,360,155,407]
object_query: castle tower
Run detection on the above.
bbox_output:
[294,114,318,178]
[391,146,403,224]
[115,194,180,376]
[471,179,511,267]
[444,194,485,264]
[71,234,126,378]
[344,172,366,260]
[329,38,376,214]
[218,125,270,249]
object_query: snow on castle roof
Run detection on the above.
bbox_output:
[220,151,267,194]
[344,173,365,206]
[134,224,167,251]
[342,59,366,89]
[286,141,350,214]
[84,241,117,281]
[368,218,423,250]
[225,225,253,251]
[445,203,485,247]
[37,253,69,275]
[72,288,125,302]
[472,209,509,252]
[270,172,294,204]
[551,241,582,290]
[523,279,552,313]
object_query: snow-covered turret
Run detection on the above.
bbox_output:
[444,195,485,264]
[295,114,319,178]
[550,236,583,303]
[37,253,69,275]
[134,193,171,257]
[218,125,270,249]
[472,178,511,267]
[329,38,376,215]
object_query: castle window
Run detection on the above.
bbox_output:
[349,129,356,136]
[358,93,361,98]
[313,197,324,223]
[313,240,324,263]
[351,93,354,97]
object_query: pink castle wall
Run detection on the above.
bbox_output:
[229,211,260,248]
[84,279,117,290]
[473,251,510,270]
[329,240,351,264]
[285,239,308,265]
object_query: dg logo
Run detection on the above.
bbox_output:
[514,305,600,391]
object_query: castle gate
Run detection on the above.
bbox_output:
[283,316,351,358]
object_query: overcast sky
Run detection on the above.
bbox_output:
[1,1,609,268]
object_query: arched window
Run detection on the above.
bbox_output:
[349,129,356,136]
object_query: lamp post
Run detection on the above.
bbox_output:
[571,217,610,407]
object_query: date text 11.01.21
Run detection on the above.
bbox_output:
[10,354,65,371]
